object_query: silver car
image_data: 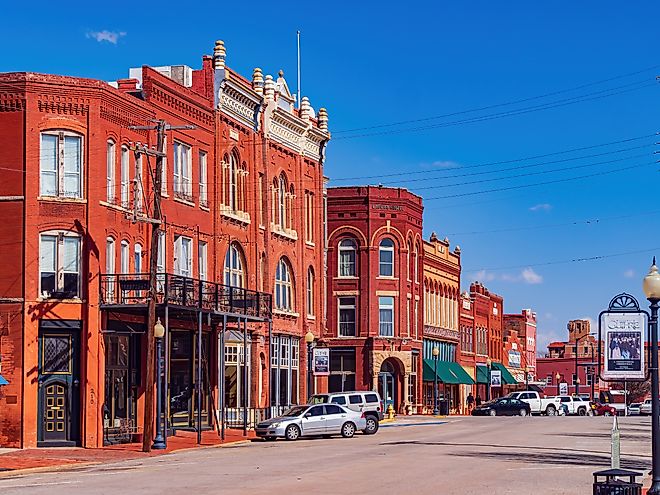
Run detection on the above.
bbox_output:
[255,404,367,441]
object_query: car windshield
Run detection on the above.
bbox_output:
[308,395,329,404]
[281,406,307,417]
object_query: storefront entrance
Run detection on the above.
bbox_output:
[378,361,397,412]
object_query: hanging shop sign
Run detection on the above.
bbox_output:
[490,369,502,387]
[313,348,329,376]
[559,382,569,395]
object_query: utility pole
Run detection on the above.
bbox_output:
[129,120,194,452]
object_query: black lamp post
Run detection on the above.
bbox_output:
[152,318,166,450]
[643,258,660,495]
[305,331,315,402]
[486,358,492,402]
[432,347,440,415]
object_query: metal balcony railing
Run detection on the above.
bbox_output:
[100,273,272,320]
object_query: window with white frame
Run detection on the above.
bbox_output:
[39,232,81,298]
[161,135,168,195]
[307,268,315,317]
[134,244,143,273]
[120,146,130,208]
[275,257,294,311]
[413,245,419,282]
[379,238,395,277]
[120,240,129,274]
[157,232,165,273]
[338,238,357,277]
[174,236,192,277]
[199,151,208,208]
[106,140,116,202]
[135,154,143,213]
[270,335,300,406]
[173,141,192,200]
[228,152,238,211]
[379,296,394,336]
[198,241,208,281]
[224,242,245,288]
[338,297,356,336]
[106,237,116,299]
[40,131,83,198]
[305,190,314,243]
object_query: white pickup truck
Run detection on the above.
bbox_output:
[554,395,592,416]
[505,391,562,416]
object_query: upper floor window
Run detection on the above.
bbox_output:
[106,140,116,202]
[275,257,294,312]
[305,190,314,243]
[40,232,81,298]
[272,173,294,231]
[223,151,247,213]
[199,151,208,208]
[338,297,356,336]
[40,131,82,199]
[338,239,357,277]
[135,154,144,213]
[174,235,192,277]
[120,240,130,274]
[134,244,143,273]
[413,244,419,283]
[173,141,192,200]
[379,238,395,277]
[307,268,315,317]
[224,242,245,288]
[379,296,395,336]
[406,240,412,281]
[198,241,208,281]
[120,146,130,208]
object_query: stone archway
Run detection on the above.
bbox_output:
[372,352,409,413]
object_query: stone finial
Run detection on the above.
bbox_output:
[443,237,449,244]
[252,68,264,95]
[278,69,284,78]
[429,232,438,242]
[318,107,328,131]
[213,40,226,69]
[264,75,275,101]
[454,245,461,254]
[300,96,312,120]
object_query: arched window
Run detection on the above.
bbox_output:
[106,140,115,202]
[275,257,294,311]
[120,240,130,274]
[406,240,412,281]
[120,146,130,208]
[229,152,238,210]
[379,238,395,277]
[278,174,287,229]
[338,238,357,277]
[307,267,315,317]
[40,130,83,199]
[413,243,419,283]
[224,242,245,288]
[134,244,143,273]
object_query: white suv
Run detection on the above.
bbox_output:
[641,399,652,415]
[309,391,383,434]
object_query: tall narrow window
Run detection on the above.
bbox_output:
[40,131,82,198]
[224,243,245,288]
[307,268,315,317]
[198,241,208,281]
[174,236,192,277]
[278,174,287,228]
[120,240,129,274]
[39,232,81,298]
[258,173,265,227]
[161,135,168,195]
[173,141,191,200]
[413,244,419,283]
[134,244,143,273]
[199,151,208,208]
[275,258,294,311]
[379,296,394,336]
[135,154,143,213]
[406,240,412,281]
[338,239,357,277]
[106,140,116,202]
[106,237,116,299]
[305,190,314,243]
[228,152,237,210]
[121,146,130,208]
[338,297,356,336]
[379,238,395,277]
[156,232,165,273]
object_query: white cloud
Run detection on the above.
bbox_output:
[623,269,635,279]
[430,160,461,169]
[529,203,552,212]
[521,267,543,284]
[472,270,496,282]
[86,30,126,44]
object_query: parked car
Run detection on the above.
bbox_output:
[641,399,652,415]
[505,391,562,416]
[600,390,628,415]
[553,395,591,416]
[255,404,367,441]
[471,397,531,417]
[309,391,382,434]
[628,403,642,416]
[591,402,617,416]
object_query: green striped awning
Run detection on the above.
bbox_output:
[491,362,518,385]
[476,365,489,384]
[423,359,475,385]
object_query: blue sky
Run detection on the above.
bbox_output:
[3,1,659,353]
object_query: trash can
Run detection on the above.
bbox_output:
[439,399,449,416]
[592,468,642,495]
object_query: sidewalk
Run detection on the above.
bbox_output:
[0,429,255,475]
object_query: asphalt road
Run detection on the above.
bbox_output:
[0,415,652,495]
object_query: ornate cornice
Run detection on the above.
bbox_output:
[219,79,261,131]
[0,93,24,112]
[424,325,460,342]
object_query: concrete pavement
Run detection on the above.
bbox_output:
[0,415,652,495]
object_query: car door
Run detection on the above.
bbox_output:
[301,405,327,435]
[324,404,348,434]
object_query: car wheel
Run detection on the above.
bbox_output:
[489,409,497,417]
[519,408,528,417]
[285,424,300,441]
[546,406,556,416]
[364,416,379,435]
[341,422,356,438]
[578,408,587,416]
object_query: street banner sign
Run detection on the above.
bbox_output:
[312,348,329,376]
[490,369,502,387]
[559,382,569,395]
[598,293,649,382]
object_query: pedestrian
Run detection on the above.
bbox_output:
[476,395,482,407]
[466,393,475,412]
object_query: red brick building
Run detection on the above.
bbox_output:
[503,309,537,383]
[324,186,424,414]
[0,39,330,448]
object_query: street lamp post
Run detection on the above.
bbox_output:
[432,347,440,415]
[643,258,660,495]
[305,331,315,402]
[556,372,561,396]
[486,358,492,402]
[152,318,166,450]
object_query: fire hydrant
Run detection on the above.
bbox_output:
[386,404,395,420]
